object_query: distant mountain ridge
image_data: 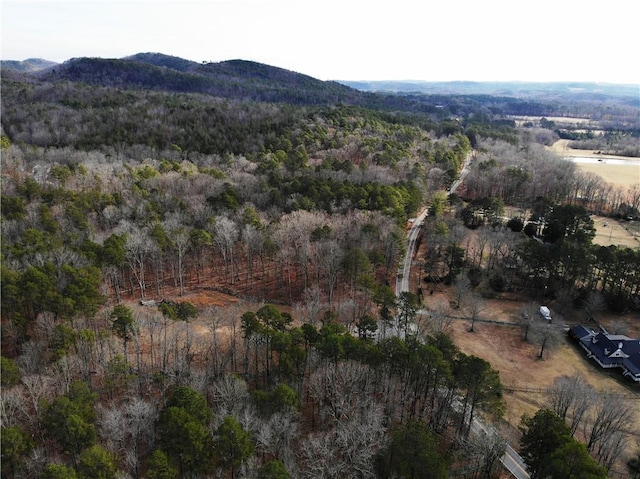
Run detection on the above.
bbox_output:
[3,53,636,103]
[337,79,639,100]
[3,52,636,120]
[1,58,58,72]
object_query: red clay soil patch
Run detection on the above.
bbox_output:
[117,246,395,312]
[162,288,239,308]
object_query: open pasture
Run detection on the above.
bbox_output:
[592,216,639,248]
[575,161,639,189]
[549,139,640,189]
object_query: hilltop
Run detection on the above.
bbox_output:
[28,53,365,107]
[0,57,58,72]
[6,52,637,120]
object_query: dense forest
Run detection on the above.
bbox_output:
[1,54,639,479]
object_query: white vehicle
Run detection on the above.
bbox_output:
[539,305,552,322]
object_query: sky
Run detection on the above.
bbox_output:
[2,0,639,84]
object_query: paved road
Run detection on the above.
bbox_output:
[396,209,428,295]
[467,403,529,479]
[396,151,472,296]
[395,151,531,479]
[502,445,530,479]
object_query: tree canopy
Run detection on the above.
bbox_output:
[519,409,607,479]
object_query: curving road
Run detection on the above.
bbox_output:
[396,210,428,295]
[395,151,530,479]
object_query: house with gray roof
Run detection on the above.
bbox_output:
[569,325,640,383]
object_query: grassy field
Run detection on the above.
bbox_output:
[575,162,639,189]
[549,139,640,189]
[547,139,640,248]
[592,216,640,248]
[441,293,640,475]
[505,205,639,249]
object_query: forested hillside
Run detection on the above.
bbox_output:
[1,54,637,479]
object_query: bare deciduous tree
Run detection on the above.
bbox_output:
[298,397,385,479]
[421,297,453,336]
[211,215,239,284]
[166,219,191,296]
[97,403,127,455]
[308,361,374,427]
[530,322,563,359]
[0,388,27,428]
[242,223,264,287]
[464,291,485,333]
[204,307,226,379]
[583,394,634,472]
[317,240,344,307]
[545,374,594,435]
[48,355,82,395]
[463,431,507,479]
[469,226,490,269]
[518,302,540,341]
[211,375,250,417]
[452,273,471,310]
[294,285,324,326]
[122,224,152,299]
[254,411,299,465]
[486,227,510,271]
[124,397,157,477]
[97,397,156,478]
[584,291,606,324]
[16,340,46,375]
[20,374,53,431]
